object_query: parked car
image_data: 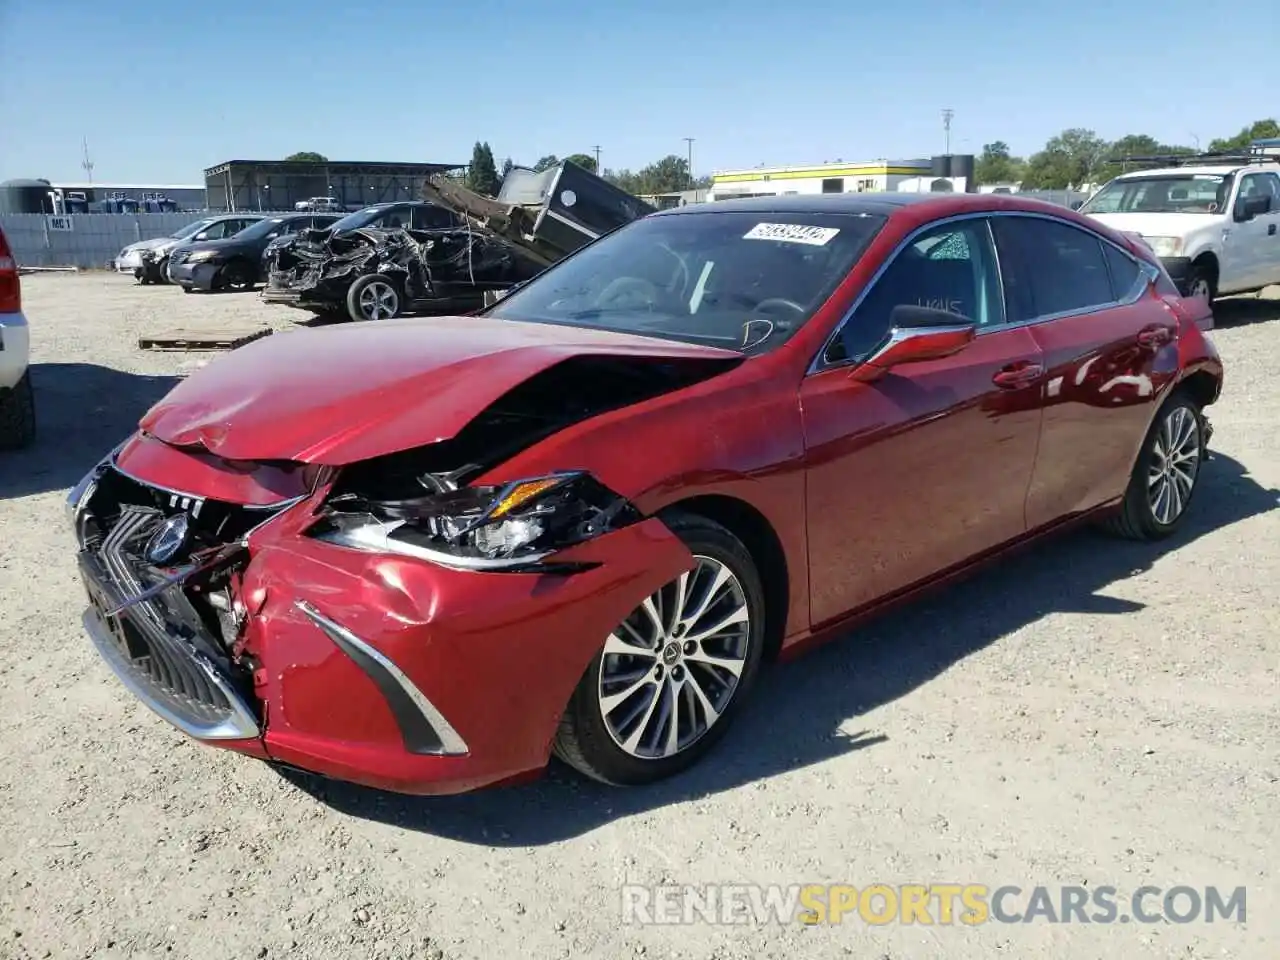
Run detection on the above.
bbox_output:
[115,215,265,284]
[67,192,1222,796]
[0,224,34,449]
[167,214,341,293]
[1080,153,1280,302]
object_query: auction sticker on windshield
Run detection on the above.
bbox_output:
[743,223,840,246]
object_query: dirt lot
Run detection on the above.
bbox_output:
[2,273,1278,960]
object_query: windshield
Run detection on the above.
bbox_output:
[328,206,390,233]
[231,217,289,241]
[170,218,215,239]
[1080,173,1235,215]
[485,210,887,354]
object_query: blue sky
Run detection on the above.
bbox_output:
[1,0,1275,184]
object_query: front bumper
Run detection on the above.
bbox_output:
[168,259,222,291]
[116,250,144,273]
[71,449,693,795]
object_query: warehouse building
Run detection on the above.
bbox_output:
[707,155,977,200]
[203,159,466,212]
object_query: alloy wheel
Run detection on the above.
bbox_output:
[359,281,399,320]
[597,556,751,759]
[1148,405,1201,525]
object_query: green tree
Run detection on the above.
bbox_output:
[283,151,328,163]
[533,155,560,172]
[1021,128,1109,189]
[500,157,515,181]
[1094,134,1194,182]
[634,154,691,194]
[465,142,500,197]
[564,153,598,173]
[974,141,1025,185]
[1208,118,1280,153]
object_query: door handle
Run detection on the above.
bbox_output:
[1137,325,1173,348]
[993,360,1044,388]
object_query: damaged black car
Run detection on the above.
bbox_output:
[263,202,541,321]
[262,161,655,323]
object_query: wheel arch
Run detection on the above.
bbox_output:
[1176,368,1221,410]
[657,494,790,663]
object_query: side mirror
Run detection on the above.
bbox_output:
[194,231,211,241]
[1234,195,1270,222]
[849,305,976,383]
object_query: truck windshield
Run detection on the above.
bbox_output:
[1080,174,1234,215]
[485,210,886,355]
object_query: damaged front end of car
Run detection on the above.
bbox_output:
[66,343,742,792]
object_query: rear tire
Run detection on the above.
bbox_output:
[553,512,766,786]
[1102,390,1205,541]
[346,274,402,322]
[0,371,37,450]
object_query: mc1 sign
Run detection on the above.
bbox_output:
[47,216,74,231]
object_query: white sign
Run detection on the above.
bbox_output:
[743,222,838,246]
[47,215,74,232]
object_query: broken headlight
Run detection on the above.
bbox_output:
[308,471,641,570]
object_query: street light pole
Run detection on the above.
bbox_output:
[683,137,695,189]
[941,109,954,155]
[592,145,602,172]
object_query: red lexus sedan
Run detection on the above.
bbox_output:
[67,193,1223,796]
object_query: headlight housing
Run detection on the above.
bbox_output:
[1140,236,1182,258]
[184,249,223,264]
[307,471,641,571]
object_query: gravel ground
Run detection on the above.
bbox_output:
[2,273,1278,960]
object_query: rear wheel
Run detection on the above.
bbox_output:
[1103,391,1205,541]
[346,274,402,322]
[0,371,37,450]
[554,513,766,786]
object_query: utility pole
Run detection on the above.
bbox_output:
[683,137,695,189]
[592,145,602,172]
[941,109,954,156]
[81,137,95,183]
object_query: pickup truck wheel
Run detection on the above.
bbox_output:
[0,371,37,450]
[347,274,401,322]
[1185,263,1215,303]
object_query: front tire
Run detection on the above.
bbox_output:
[346,274,402,322]
[554,513,766,786]
[1185,262,1216,304]
[0,370,37,450]
[1103,391,1205,541]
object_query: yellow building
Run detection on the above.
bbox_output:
[708,159,934,201]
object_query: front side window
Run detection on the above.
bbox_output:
[1080,174,1233,215]
[827,219,1004,364]
[992,216,1114,321]
[172,218,215,240]
[412,203,457,229]
[486,211,887,354]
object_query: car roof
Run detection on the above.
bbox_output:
[652,191,1066,218]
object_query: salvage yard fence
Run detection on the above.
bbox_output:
[0,211,292,270]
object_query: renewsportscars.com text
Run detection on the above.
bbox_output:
[620,883,1247,926]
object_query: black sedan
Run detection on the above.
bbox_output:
[167,213,341,293]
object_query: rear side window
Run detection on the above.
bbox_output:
[1103,243,1141,300]
[992,217,1114,321]
[412,204,457,229]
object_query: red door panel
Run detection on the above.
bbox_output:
[800,326,1044,627]
[1023,300,1179,529]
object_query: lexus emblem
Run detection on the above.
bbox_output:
[146,514,191,565]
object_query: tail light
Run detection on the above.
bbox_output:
[0,225,20,313]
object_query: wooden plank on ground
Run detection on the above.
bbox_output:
[138,326,273,352]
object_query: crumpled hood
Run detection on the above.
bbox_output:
[139,316,742,465]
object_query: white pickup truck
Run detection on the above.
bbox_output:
[0,223,34,449]
[1079,155,1280,303]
